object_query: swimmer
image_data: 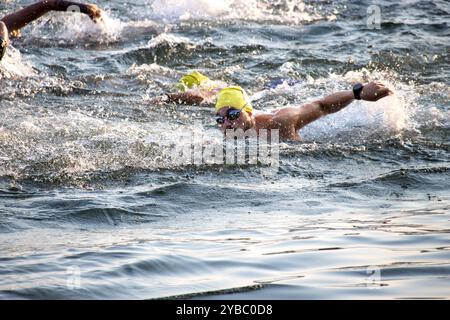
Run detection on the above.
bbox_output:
[0,21,8,61]
[214,82,394,141]
[152,71,226,106]
[0,0,102,61]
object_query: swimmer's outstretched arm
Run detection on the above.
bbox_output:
[0,0,102,35]
[166,92,205,105]
[150,90,217,106]
[292,81,394,130]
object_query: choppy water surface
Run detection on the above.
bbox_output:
[0,0,449,299]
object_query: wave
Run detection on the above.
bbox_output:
[0,45,87,97]
[328,166,450,193]
[158,283,267,299]
[0,46,37,80]
[118,33,197,65]
[62,207,164,225]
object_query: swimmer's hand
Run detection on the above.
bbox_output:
[81,3,103,23]
[50,1,103,23]
[361,81,394,101]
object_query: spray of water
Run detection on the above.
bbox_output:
[0,46,36,79]
[149,0,331,24]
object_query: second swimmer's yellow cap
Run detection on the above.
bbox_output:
[176,71,210,92]
[215,86,253,114]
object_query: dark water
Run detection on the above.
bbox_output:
[0,0,449,299]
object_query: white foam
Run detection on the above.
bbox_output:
[146,32,193,48]
[150,0,325,24]
[23,10,124,43]
[151,0,231,20]
[0,46,36,79]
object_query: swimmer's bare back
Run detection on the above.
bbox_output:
[0,21,9,60]
[1,0,102,38]
[168,89,221,105]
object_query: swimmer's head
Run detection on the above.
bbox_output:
[176,71,210,92]
[215,86,254,132]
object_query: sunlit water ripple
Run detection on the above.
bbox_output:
[0,0,449,299]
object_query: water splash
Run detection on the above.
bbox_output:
[2,63,440,186]
[0,46,36,79]
[22,10,125,44]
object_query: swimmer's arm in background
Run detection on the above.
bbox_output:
[293,81,394,130]
[166,92,205,105]
[0,0,102,36]
[51,1,102,22]
[148,88,216,106]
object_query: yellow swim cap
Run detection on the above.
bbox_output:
[176,71,210,92]
[215,86,253,114]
